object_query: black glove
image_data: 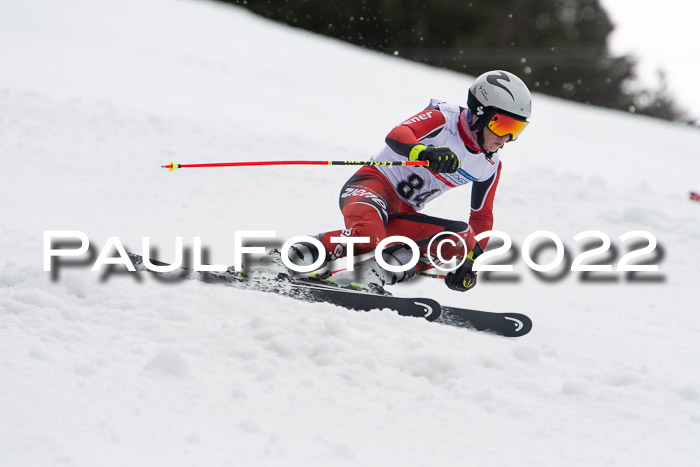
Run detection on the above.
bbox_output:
[445,257,477,292]
[409,145,460,174]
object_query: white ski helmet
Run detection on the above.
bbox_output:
[468,70,532,120]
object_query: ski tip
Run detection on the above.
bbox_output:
[503,314,533,337]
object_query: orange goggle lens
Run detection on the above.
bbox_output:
[487,113,528,140]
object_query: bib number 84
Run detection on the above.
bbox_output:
[397,174,439,207]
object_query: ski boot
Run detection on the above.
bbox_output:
[256,241,327,280]
[327,244,416,293]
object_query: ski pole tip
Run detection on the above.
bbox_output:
[162,162,180,172]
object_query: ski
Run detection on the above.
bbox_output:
[126,253,531,337]
[439,307,531,337]
[291,275,531,337]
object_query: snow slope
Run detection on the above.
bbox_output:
[1,0,699,465]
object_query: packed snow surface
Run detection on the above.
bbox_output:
[1,0,699,465]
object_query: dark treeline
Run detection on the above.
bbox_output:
[223,0,692,124]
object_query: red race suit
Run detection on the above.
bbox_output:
[318,99,502,273]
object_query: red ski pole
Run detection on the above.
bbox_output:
[162,160,428,171]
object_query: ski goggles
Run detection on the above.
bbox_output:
[486,112,528,141]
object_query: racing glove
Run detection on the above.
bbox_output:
[445,257,477,292]
[444,243,483,292]
[409,145,460,174]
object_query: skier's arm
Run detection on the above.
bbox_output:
[469,161,502,250]
[385,108,447,157]
[385,108,458,174]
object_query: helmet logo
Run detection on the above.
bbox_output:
[486,71,515,101]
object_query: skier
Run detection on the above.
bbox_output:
[264,70,532,292]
